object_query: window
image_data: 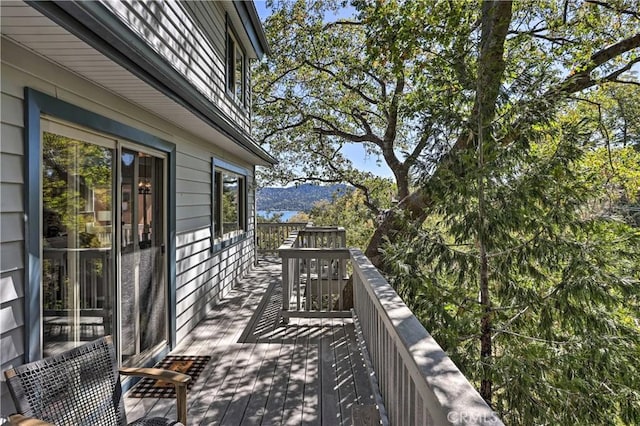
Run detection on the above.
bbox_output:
[213,161,247,241]
[226,30,245,106]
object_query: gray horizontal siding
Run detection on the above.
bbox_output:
[176,193,210,207]
[1,94,23,127]
[0,153,23,184]
[0,270,24,304]
[174,141,259,344]
[0,37,258,417]
[0,212,23,243]
[0,298,24,335]
[176,180,210,196]
[1,123,23,155]
[174,145,256,343]
[182,1,225,58]
[175,235,254,342]
[1,183,23,212]
[0,84,24,418]
[176,149,211,169]
[176,149,211,233]
[0,329,24,371]
[174,0,251,132]
[176,166,210,186]
[100,0,251,134]
[177,205,210,222]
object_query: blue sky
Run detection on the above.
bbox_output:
[254,1,270,21]
[253,1,395,179]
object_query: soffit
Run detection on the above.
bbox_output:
[0,1,272,166]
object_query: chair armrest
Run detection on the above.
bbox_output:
[8,414,54,426]
[120,367,190,425]
[119,367,191,386]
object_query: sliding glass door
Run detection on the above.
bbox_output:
[41,120,167,364]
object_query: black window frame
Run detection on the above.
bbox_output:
[211,158,249,251]
[225,25,246,108]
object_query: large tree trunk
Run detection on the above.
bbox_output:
[368,3,513,408]
[479,244,492,402]
[363,4,640,273]
[475,0,513,406]
[364,3,513,406]
[364,189,431,268]
[365,1,513,277]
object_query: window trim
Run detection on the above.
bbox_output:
[225,18,247,108]
[24,88,177,362]
[211,158,249,252]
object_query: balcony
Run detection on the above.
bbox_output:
[124,224,501,425]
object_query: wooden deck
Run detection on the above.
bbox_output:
[124,258,376,425]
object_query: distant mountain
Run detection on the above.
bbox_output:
[257,184,351,211]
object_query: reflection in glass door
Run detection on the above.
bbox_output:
[120,149,166,363]
[41,129,115,357]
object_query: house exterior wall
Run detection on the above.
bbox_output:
[0,54,27,415]
[100,0,252,134]
[174,144,256,342]
[0,37,257,417]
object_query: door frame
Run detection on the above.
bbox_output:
[117,144,169,365]
[25,88,177,363]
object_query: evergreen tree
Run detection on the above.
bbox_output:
[383,86,640,424]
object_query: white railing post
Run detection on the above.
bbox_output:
[282,253,290,312]
[278,230,299,323]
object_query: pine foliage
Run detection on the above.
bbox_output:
[383,95,640,424]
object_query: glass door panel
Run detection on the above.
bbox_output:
[41,131,114,357]
[120,149,166,364]
[40,121,167,364]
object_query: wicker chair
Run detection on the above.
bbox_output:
[4,336,190,426]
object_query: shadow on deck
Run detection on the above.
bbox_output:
[125,257,376,426]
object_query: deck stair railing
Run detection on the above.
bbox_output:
[278,226,350,320]
[278,226,503,426]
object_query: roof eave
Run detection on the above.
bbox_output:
[233,0,271,59]
[26,0,276,166]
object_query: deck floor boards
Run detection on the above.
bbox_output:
[124,259,376,425]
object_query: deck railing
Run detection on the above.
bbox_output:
[278,226,350,320]
[297,226,346,249]
[256,222,308,255]
[350,249,502,426]
[278,227,503,425]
